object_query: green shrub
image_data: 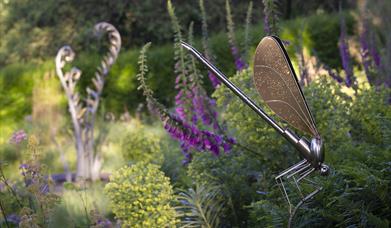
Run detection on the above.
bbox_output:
[280,12,356,70]
[209,67,390,226]
[104,163,178,227]
[306,12,355,69]
[349,86,391,147]
[213,69,292,171]
[121,123,163,165]
[0,135,60,227]
[0,12,350,120]
[186,69,290,226]
[187,150,264,227]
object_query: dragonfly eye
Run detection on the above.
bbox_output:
[320,164,330,176]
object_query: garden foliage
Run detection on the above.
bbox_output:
[0,135,60,227]
[176,184,225,228]
[0,0,390,227]
[121,123,163,165]
[132,1,391,226]
[199,69,391,227]
[0,11,355,128]
[104,163,178,227]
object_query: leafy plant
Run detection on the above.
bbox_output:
[0,134,60,227]
[243,1,253,62]
[177,184,224,228]
[263,0,280,35]
[211,66,391,226]
[187,149,264,226]
[225,0,247,71]
[136,40,234,164]
[104,163,178,227]
[121,123,163,165]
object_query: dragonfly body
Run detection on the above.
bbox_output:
[180,39,329,176]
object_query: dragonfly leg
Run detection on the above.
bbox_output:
[288,187,322,228]
[274,159,323,227]
[275,159,310,213]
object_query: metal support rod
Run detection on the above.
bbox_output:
[181,41,284,135]
[287,163,311,179]
[275,159,307,180]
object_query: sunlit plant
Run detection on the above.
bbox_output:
[0,134,60,227]
[104,163,178,227]
[136,43,235,164]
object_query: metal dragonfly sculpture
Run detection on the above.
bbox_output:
[181,36,330,222]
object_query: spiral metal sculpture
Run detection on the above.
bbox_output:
[55,22,121,180]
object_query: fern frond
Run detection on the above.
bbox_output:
[177,184,225,228]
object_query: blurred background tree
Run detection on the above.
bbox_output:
[0,0,357,65]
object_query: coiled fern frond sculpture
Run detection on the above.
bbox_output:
[55,22,121,180]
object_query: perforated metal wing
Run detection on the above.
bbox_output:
[253,36,319,137]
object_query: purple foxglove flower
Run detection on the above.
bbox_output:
[162,111,235,161]
[191,114,198,124]
[282,40,290,46]
[19,163,29,169]
[214,135,223,145]
[210,143,220,156]
[338,14,355,88]
[370,46,381,67]
[223,142,232,152]
[97,219,112,228]
[6,214,20,225]
[9,130,27,144]
[175,106,186,120]
[208,71,221,88]
[264,15,271,35]
[230,46,247,71]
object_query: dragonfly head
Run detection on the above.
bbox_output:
[320,163,330,176]
[310,138,329,176]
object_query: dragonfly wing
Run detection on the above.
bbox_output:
[253,36,319,137]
